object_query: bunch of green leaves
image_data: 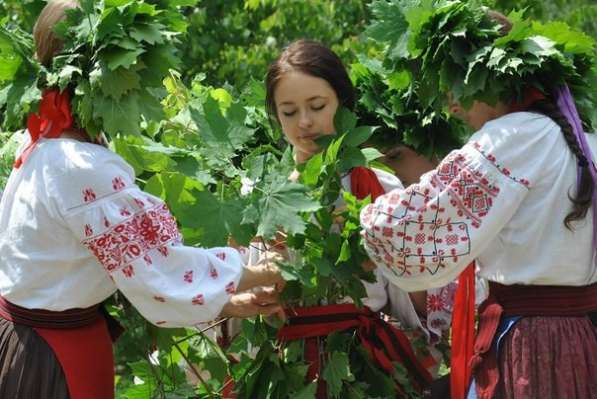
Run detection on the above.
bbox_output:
[351,56,467,159]
[234,326,420,399]
[366,0,597,129]
[232,109,424,398]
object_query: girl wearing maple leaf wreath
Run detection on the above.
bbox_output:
[360,5,597,399]
[0,1,285,398]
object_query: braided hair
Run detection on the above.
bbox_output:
[527,99,594,229]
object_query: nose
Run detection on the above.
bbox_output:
[298,110,313,129]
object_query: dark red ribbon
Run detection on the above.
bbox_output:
[14,88,74,168]
[278,304,432,398]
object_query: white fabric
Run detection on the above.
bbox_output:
[361,112,596,292]
[0,137,243,327]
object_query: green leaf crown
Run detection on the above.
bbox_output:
[0,0,198,137]
[367,0,596,130]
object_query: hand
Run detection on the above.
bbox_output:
[238,253,286,293]
[219,287,282,318]
[332,205,347,226]
[362,259,377,272]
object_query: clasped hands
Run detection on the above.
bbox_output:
[220,245,288,319]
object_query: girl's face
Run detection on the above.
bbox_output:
[382,145,438,186]
[274,71,339,163]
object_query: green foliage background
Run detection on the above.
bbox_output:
[0,0,595,398]
[1,0,594,89]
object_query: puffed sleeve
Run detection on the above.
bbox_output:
[361,122,536,291]
[49,147,243,327]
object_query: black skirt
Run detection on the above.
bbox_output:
[0,318,69,398]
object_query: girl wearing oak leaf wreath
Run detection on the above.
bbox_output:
[360,9,597,399]
[0,1,284,398]
[245,39,473,396]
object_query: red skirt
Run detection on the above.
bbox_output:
[0,297,116,399]
[497,316,597,399]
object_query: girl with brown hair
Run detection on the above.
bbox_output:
[258,39,473,396]
[360,3,596,398]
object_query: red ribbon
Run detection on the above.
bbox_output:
[350,166,386,201]
[278,304,432,398]
[450,263,476,399]
[508,87,546,113]
[14,89,74,169]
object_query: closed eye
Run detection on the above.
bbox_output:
[281,110,297,117]
[311,104,325,111]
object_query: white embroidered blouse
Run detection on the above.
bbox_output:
[243,168,459,340]
[361,112,596,292]
[0,138,243,327]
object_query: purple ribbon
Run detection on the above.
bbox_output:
[555,84,597,252]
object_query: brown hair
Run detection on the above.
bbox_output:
[33,0,79,66]
[488,10,593,228]
[265,39,355,123]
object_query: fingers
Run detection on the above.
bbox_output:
[251,286,280,305]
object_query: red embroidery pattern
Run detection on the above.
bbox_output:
[157,246,169,257]
[427,293,446,312]
[184,270,193,283]
[144,255,152,265]
[82,203,181,273]
[84,224,93,237]
[112,176,126,191]
[209,265,219,279]
[363,150,501,276]
[216,252,226,261]
[192,294,204,305]
[103,217,111,228]
[83,188,96,203]
[471,141,531,187]
[122,265,135,278]
[225,282,236,294]
[133,198,145,209]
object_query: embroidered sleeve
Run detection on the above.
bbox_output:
[360,143,530,291]
[53,156,243,327]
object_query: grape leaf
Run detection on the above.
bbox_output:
[94,92,142,135]
[322,351,355,398]
[242,178,320,239]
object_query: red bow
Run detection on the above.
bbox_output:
[14,89,74,168]
[350,166,386,201]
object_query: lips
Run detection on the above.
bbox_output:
[300,133,320,140]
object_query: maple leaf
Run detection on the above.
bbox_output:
[242,176,321,239]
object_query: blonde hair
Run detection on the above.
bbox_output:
[33,0,79,66]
